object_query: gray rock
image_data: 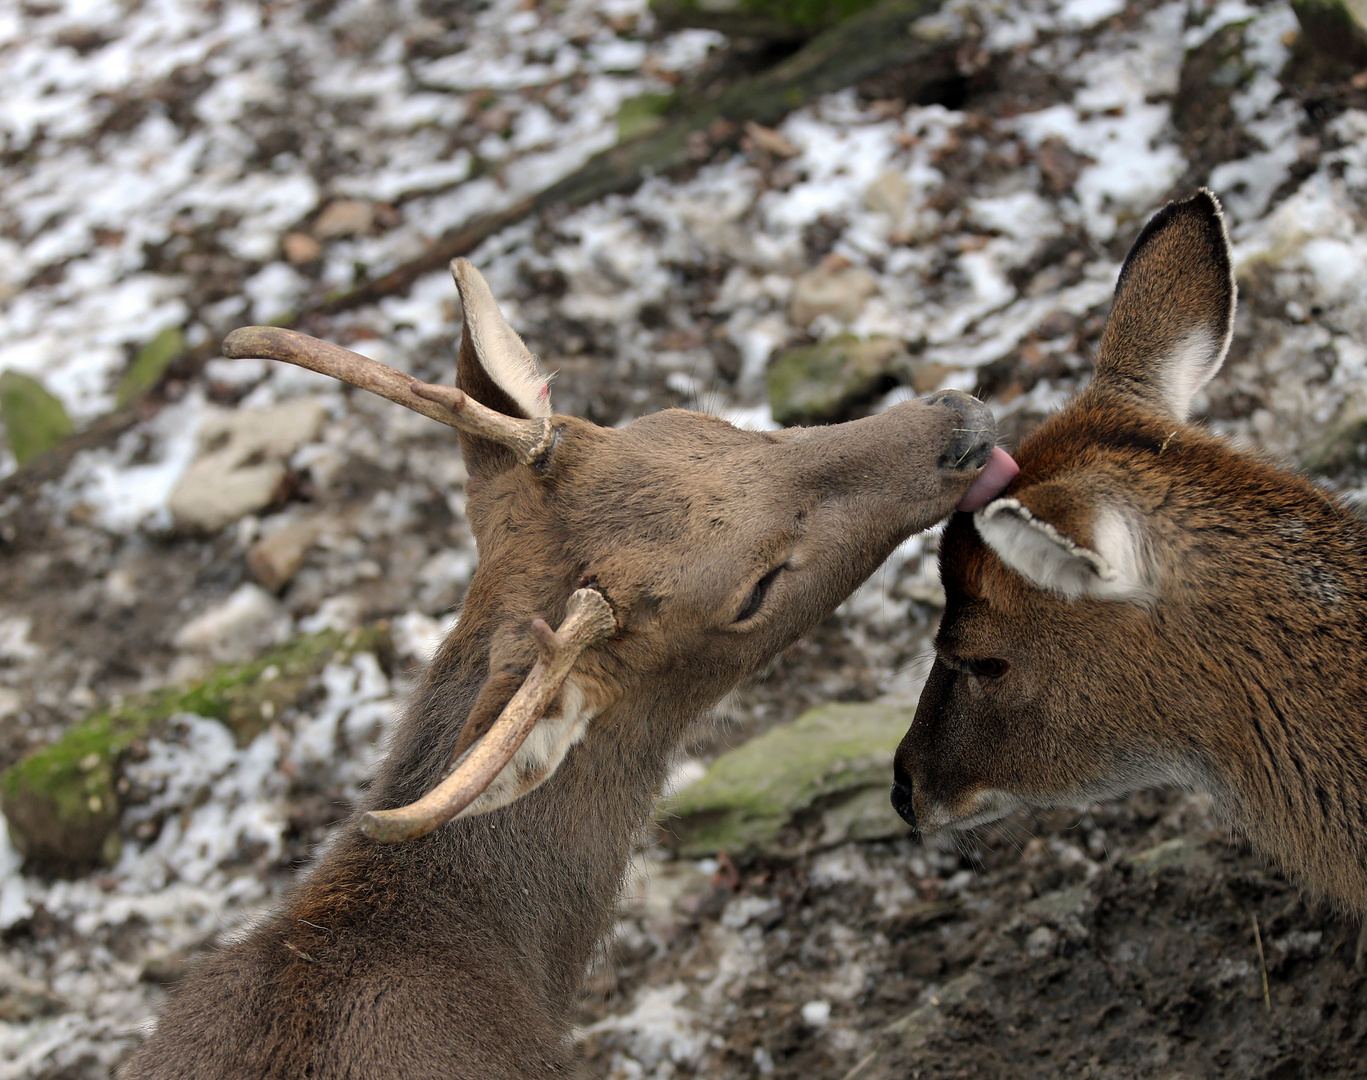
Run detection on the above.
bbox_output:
[789,263,879,327]
[169,398,326,532]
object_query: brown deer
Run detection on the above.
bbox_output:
[892,189,1367,912]
[121,258,1005,1078]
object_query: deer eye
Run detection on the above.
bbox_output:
[735,565,784,623]
[963,656,1009,678]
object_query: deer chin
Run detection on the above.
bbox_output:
[920,788,1025,833]
[456,676,598,818]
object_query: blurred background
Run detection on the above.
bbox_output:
[1,0,1366,1076]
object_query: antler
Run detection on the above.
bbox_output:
[360,588,617,843]
[221,326,553,464]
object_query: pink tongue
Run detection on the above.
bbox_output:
[956,447,1020,513]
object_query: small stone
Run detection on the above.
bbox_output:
[744,121,799,158]
[1025,925,1059,958]
[864,169,912,225]
[283,231,323,264]
[247,515,330,592]
[313,199,375,240]
[789,264,879,326]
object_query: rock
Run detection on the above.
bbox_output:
[863,169,911,225]
[313,198,375,239]
[1291,0,1367,66]
[660,700,911,857]
[283,231,323,264]
[0,625,390,874]
[744,120,799,158]
[247,514,331,592]
[0,370,73,466]
[169,397,326,532]
[172,583,291,663]
[767,334,903,425]
[116,325,185,407]
[789,263,879,327]
[617,92,675,141]
[1127,836,1217,879]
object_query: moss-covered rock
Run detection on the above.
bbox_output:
[0,624,390,875]
[617,92,676,141]
[0,370,74,466]
[652,0,881,38]
[660,700,911,857]
[116,326,186,407]
[767,334,904,426]
[1127,836,1217,879]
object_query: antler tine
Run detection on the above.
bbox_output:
[360,588,616,844]
[222,326,552,464]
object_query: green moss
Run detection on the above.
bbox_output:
[617,92,676,142]
[0,624,390,873]
[0,370,74,466]
[767,334,905,426]
[116,326,185,407]
[661,700,910,857]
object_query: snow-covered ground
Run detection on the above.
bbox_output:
[2,0,1366,1075]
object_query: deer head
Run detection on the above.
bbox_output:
[893,190,1241,832]
[228,259,1003,843]
[891,190,1367,907]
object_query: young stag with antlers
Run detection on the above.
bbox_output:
[893,189,1367,911]
[122,259,1008,1077]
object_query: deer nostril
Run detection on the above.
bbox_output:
[890,774,917,830]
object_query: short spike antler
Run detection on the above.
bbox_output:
[221,326,553,464]
[360,588,617,843]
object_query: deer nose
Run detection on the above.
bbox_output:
[890,766,917,831]
[928,391,995,473]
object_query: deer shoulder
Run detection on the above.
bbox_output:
[895,189,1367,912]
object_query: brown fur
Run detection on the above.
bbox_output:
[893,190,1367,911]
[122,270,998,1077]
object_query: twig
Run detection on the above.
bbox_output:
[1251,911,1271,1013]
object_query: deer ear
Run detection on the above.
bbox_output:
[1092,189,1236,422]
[450,259,553,472]
[974,476,1152,602]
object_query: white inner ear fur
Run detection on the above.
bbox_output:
[456,676,594,818]
[459,266,553,418]
[975,498,1152,601]
[1159,325,1230,420]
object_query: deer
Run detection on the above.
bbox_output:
[120,257,1010,1078]
[891,188,1367,915]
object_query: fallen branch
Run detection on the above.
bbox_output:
[314,0,953,316]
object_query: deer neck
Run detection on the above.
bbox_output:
[282,617,688,1016]
[1178,611,1367,907]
